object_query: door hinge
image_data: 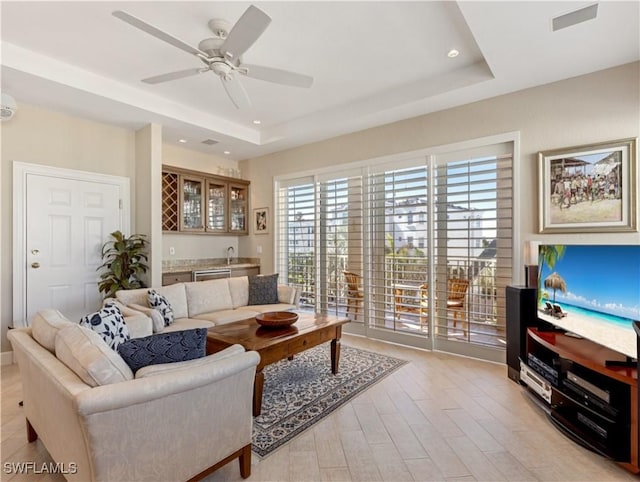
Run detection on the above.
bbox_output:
[119,199,123,209]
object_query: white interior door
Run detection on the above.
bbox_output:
[25,174,122,323]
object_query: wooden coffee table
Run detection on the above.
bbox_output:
[206,313,349,416]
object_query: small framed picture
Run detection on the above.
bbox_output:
[538,137,638,233]
[253,207,269,234]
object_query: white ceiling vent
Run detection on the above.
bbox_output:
[552,3,598,32]
[1,93,17,121]
[201,139,219,146]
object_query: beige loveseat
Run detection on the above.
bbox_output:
[8,309,260,481]
[115,275,300,336]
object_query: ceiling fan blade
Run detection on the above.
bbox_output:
[241,64,313,88]
[113,10,208,58]
[142,68,206,85]
[221,5,271,61]
[221,74,252,109]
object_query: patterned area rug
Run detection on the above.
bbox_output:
[252,343,407,457]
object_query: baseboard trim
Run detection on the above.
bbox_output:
[1,351,14,366]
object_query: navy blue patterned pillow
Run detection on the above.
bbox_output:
[79,302,130,350]
[117,328,207,373]
[147,289,174,326]
[248,273,279,305]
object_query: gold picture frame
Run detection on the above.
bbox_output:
[538,137,638,233]
[253,207,269,235]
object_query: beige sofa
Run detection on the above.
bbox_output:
[115,276,300,336]
[8,309,260,481]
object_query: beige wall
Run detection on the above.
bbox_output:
[0,103,137,351]
[240,62,640,272]
[161,143,241,261]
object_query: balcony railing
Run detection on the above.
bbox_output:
[286,253,499,326]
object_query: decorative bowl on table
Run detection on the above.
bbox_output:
[255,311,299,328]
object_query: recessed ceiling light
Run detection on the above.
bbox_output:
[223,150,231,155]
[447,49,459,58]
[178,138,187,143]
[253,120,261,125]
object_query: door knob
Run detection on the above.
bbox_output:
[31,262,40,269]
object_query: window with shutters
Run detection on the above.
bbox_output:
[275,136,515,360]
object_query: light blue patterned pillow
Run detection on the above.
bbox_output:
[147,289,174,326]
[79,302,130,350]
[248,274,279,305]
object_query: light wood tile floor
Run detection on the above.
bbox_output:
[1,335,637,481]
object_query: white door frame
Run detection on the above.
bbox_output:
[13,162,130,327]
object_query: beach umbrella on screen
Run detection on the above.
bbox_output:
[544,272,567,304]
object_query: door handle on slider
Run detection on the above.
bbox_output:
[31,262,40,269]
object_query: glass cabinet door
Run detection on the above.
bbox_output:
[229,184,248,234]
[180,176,205,231]
[206,180,227,232]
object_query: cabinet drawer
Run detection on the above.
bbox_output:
[162,272,192,286]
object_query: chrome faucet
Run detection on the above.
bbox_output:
[226,246,235,265]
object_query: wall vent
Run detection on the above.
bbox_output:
[201,139,219,146]
[552,3,598,32]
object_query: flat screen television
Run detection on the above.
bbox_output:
[537,244,640,359]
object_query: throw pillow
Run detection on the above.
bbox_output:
[148,289,174,326]
[248,273,279,305]
[79,302,130,350]
[117,328,207,373]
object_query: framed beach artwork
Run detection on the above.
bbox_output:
[538,137,638,233]
[253,207,269,234]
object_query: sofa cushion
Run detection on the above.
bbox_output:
[184,279,233,316]
[228,276,249,308]
[80,302,131,350]
[148,290,174,326]
[117,328,207,373]
[55,324,134,386]
[248,274,279,305]
[193,309,259,325]
[156,284,189,319]
[114,288,149,308]
[31,309,75,353]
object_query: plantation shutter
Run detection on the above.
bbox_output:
[368,160,430,331]
[317,170,364,319]
[432,145,513,348]
[276,177,316,309]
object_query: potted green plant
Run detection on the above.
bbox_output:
[97,230,149,298]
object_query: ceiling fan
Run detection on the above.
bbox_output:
[112,5,314,109]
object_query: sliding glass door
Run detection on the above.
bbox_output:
[275,137,515,362]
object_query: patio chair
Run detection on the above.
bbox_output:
[343,271,363,320]
[447,278,469,334]
[418,283,429,330]
[544,301,553,314]
[553,303,568,318]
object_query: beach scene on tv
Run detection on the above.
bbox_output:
[537,244,640,359]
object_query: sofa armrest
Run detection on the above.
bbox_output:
[103,298,153,338]
[277,285,300,306]
[75,350,259,415]
[127,303,165,333]
[135,344,246,378]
